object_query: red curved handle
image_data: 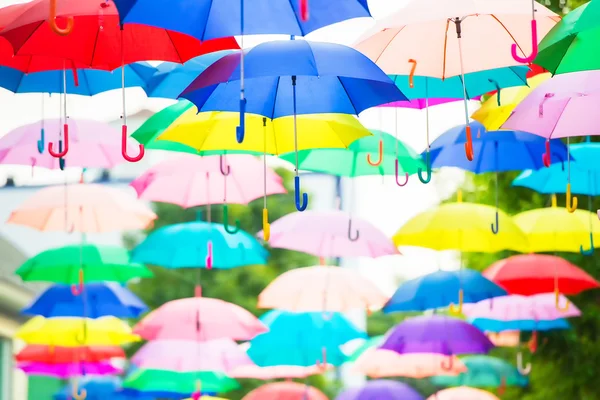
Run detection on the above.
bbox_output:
[366,140,383,166]
[464,125,474,161]
[300,0,309,21]
[510,20,538,63]
[70,269,84,296]
[48,124,69,158]
[542,140,551,167]
[121,125,145,162]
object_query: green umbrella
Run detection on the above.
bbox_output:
[346,335,384,363]
[122,369,239,394]
[279,130,425,180]
[430,355,529,388]
[16,245,152,284]
[535,1,600,74]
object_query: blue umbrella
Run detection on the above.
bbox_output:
[470,318,570,332]
[131,221,268,270]
[119,389,215,399]
[54,376,156,400]
[248,310,365,367]
[383,269,507,313]
[22,282,148,319]
[428,121,569,234]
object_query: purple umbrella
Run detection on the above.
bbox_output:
[380,315,494,356]
[335,380,424,400]
[379,97,480,109]
[17,361,120,378]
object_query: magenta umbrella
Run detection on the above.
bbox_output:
[131,338,253,372]
[17,361,121,378]
[0,119,143,170]
[258,210,399,259]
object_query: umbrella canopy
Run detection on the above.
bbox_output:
[463,293,581,321]
[258,266,388,313]
[428,387,500,400]
[485,331,521,348]
[7,183,157,232]
[380,315,494,356]
[383,269,507,313]
[131,221,267,270]
[16,316,140,346]
[22,282,148,318]
[242,382,328,400]
[279,130,425,178]
[122,369,239,396]
[131,339,253,373]
[16,244,152,284]
[229,364,327,380]
[380,98,470,109]
[431,355,528,388]
[346,336,384,363]
[130,154,286,207]
[470,318,570,333]
[180,40,405,118]
[16,344,124,364]
[354,350,466,379]
[259,210,398,258]
[335,380,423,400]
[133,296,267,341]
[248,310,365,367]
[483,254,599,295]
[0,0,239,70]
[18,361,121,378]
[54,376,133,400]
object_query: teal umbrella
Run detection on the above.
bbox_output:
[430,355,528,388]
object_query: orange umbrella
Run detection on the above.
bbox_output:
[257,266,388,313]
[242,382,328,400]
[428,387,500,400]
[486,331,520,348]
[354,350,466,379]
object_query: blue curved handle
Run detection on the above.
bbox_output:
[236,98,247,143]
[294,176,308,211]
[580,233,594,256]
[223,205,241,234]
[418,152,432,184]
[491,211,499,234]
[37,128,45,154]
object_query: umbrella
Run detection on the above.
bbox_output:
[380,315,494,357]
[242,382,327,400]
[335,380,423,400]
[16,316,140,346]
[53,376,135,400]
[122,369,239,396]
[431,355,529,389]
[353,351,466,379]
[229,365,328,380]
[133,295,267,341]
[346,336,384,363]
[257,266,388,313]
[248,310,365,368]
[131,339,253,373]
[259,210,398,259]
[486,331,521,348]
[428,387,500,400]
[383,269,507,313]
[16,244,152,284]
[18,361,121,378]
[483,254,600,296]
[470,318,570,333]
[380,98,472,109]
[7,183,157,232]
[22,282,148,318]
[16,345,124,363]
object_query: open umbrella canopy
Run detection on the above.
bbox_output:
[242,382,328,400]
[428,387,500,400]
[229,364,328,380]
[18,361,121,378]
[431,355,529,388]
[53,376,135,400]
[470,318,570,333]
[122,369,239,396]
[335,380,424,400]
[346,336,385,363]
[16,344,124,364]
[354,351,466,379]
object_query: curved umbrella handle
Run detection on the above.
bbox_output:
[74,321,88,345]
[347,219,359,242]
[205,241,213,270]
[316,347,328,371]
[219,155,231,176]
[300,0,309,21]
[555,289,569,312]
[418,151,432,184]
[516,351,532,375]
[49,0,74,36]
[294,176,308,211]
[121,125,145,162]
[395,160,409,186]
[191,379,202,400]
[464,126,474,161]
[222,205,240,234]
[262,208,270,241]
[497,377,507,396]
[488,78,501,106]
[449,289,463,314]
[48,124,69,158]
[37,128,45,154]
[440,356,454,371]
[511,20,538,63]
[566,183,578,213]
[491,211,499,234]
[236,98,246,143]
[542,140,551,167]
[408,59,417,88]
[72,378,87,400]
[366,140,383,166]
[580,232,594,256]
[70,269,84,296]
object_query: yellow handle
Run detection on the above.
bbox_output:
[555,289,569,312]
[566,183,578,213]
[72,379,87,400]
[551,194,557,208]
[49,0,74,36]
[262,208,270,241]
[449,289,464,314]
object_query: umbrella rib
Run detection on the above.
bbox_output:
[490,15,528,60]
[337,77,360,115]
[270,76,282,120]
[165,30,184,64]
[373,26,406,65]
[89,25,102,68]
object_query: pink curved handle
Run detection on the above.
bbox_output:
[395,160,409,186]
[511,20,538,63]
[205,241,213,270]
[542,140,551,167]
[48,124,69,157]
[121,125,144,162]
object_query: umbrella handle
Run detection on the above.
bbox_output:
[580,232,594,256]
[448,289,463,314]
[491,211,499,234]
[121,125,145,162]
[262,208,270,241]
[528,330,538,353]
[510,20,538,63]
[316,347,327,371]
[440,356,454,371]
[300,0,309,21]
[236,98,246,143]
[71,378,87,400]
[37,128,45,154]
[219,155,231,176]
[70,269,84,296]
[566,183,578,213]
[48,124,69,158]
[418,152,432,184]
[347,219,359,241]
[366,140,383,166]
[488,79,501,106]
[395,160,409,187]
[497,377,507,395]
[542,140,551,167]
[294,176,308,211]
[516,351,532,375]
[191,379,201,400]
[205,241,213,270]
[464,126,474,161]
[408,59,417,88]
[555,289,569,312]
[49,0,74,36]
[222,205,241,234]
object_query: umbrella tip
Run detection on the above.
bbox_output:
[194,285,202,297]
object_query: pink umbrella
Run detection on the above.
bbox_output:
[133,294,268,342]
[257,266,388,313]
[354,350,466,379]
[462,293,581,321]
[131,339,253,372]
[259,210,398,259]
[0,119,143,170]
[17,361,121,378]
[428,387,500,400]
[242,382,328,400]
[229,364,330,380]
[7,183,157,232]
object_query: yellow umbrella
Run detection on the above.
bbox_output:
[16,316,140,347]
[471,73,551,131]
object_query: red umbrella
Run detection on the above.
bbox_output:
[0,38,88,72]
[242,382,328,400]
[483,254,599,296]
[15,344,125,364]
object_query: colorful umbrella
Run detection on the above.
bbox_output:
[16,345,124,364]
[483,254,600,296]
[242,382,327,400]
[257,266,388,313]
[122,369,239,396]
[16,316,140,347]
[379,98,472,109]
[54,376,136,400]
[131,339,253,372]
[335,380,423,400]
[229,365,328,380]
[383,269,507,313]
[485,331,521,348]
[22,282,148,318]
[259,210,398,259]
[7,183,157,232]
[380,315,494,356]
[16,244,152,284]
[133,295,267,341]
[17,361,121,378]
[470,318,570,333]
[248,310,364,368]
[346,336,384,363]
[353,351,466,379]
[428,387,500,400]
